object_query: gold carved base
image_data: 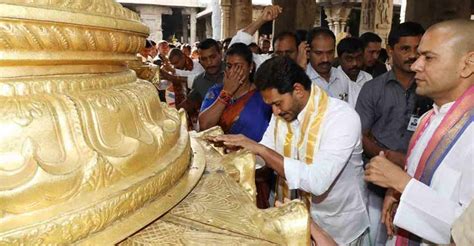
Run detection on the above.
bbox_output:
[0,1,310,244]
[118,129,311,245]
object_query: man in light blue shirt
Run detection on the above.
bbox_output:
[306,27,351,102]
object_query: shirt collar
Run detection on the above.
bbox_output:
[337,65,356,82]
[307,65,338,84]
[433,101,455,115]
[385,69,398,83]
[203,63,225,80]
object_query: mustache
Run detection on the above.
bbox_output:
[318,62,332,67]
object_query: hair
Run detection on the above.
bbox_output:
[307,27,336,48]
[248,42,259,48]
[181,44,191,50]
[272,31,300,48]
[197,38,221,52]
[222,37,232,46]
[169,44,176,49]
[378,48,389,63]
[145,39,154,48]
[150,40,157,46]
[359,32,382,48]
[248,42,261,53]
[388,21,425,47]
[255,56,312,94]
[337,37,364,57]
[158,40,168,46]
[168,48,184,60]
[225,43,255,82]
[295,29,307,42]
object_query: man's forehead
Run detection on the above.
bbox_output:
[417,37,439,55]
[342,51,363,57]
[366,42,381,50]
[199,47,219,56]
[261,88,282,102]
[275,37,297,48]
[169,56,180,63]
[397,35,422,45]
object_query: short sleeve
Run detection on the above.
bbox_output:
[200,85,222,112]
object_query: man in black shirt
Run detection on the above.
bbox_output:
[360,32,387,78]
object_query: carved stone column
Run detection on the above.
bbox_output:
[135,5,172,41]
[211,0,222,40]
[252,8,264,43]
[183,8,197,44]
[272,0,296,36]
[404,0,471,28]
[359,0,393,47]
[321,4,352,37]
[182,12,189,43]
[232,0,252,35]
[205,16,213,39]
[220,0,231,39]
[313,5,322,27]
[219,0,252,39]
[189,8,197,44]
[272,0,321,36]
[295,0,319,30]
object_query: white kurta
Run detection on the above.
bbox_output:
[229,30,271,70]
[306,65,351,103]
[175,60,205,89]
[392,102,474,244]
[336,66,373,108]
[259,85,370,244]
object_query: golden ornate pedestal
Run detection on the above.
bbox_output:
[0,1,310,245]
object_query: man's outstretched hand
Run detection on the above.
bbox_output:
[212,134,263,154]
[259,5,283,22]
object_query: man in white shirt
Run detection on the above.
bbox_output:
[215,56,370,245]
[167,48,205,89]
[336,37,373,108]
[364,19,473,245]
[229,5,308,70]
[160,48,205,106]
[306,27,352,103]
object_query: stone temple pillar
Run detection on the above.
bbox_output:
[272,0,319,36]
[359,0,393,47]
[272,0,296,35]
[205,16,213,39]
[320,3,353,38]
[220,0,232,39]
[190,8,197,45]
[182,12,189,43]
[211,0,222,40]
[252,8,264,43]
[135,5,172,41]
[313,6,322,27]
[220,0,252,39]
[404,0,471,29]
[232,0,252,36]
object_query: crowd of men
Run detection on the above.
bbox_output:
[137,5,473,246]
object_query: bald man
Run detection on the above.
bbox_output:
[364,19,474,244]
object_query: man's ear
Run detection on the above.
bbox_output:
[460,51,474,79]
[293,83,306,97]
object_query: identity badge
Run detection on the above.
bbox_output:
[407,115,420,131]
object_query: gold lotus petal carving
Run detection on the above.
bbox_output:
[0,19,145,63]
[0,0,140,21]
